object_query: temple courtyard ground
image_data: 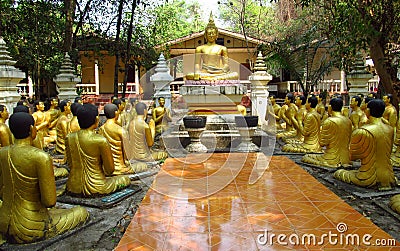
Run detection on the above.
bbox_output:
[3,143,400,250]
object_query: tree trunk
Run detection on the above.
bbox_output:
[113,0,124,97]
[63,0,76,52]
[369,37,398,107]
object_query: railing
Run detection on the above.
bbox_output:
[16,83,30,96]
[76,82,140,95]
[118,82,140,94]
[76,83,97,95]
[170,81,184,95]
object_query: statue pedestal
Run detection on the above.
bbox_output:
[236,127,259,152]
[186,127,208,153]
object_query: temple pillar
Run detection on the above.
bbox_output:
[150,53,173,109]
[248,52,272,126]
[0,37,24,113]
[347,52,373,97]
[54,52,81,101]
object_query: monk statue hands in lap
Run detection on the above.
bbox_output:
[0,113,88,244]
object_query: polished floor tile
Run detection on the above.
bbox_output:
[115,154,399,250]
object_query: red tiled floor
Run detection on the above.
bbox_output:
[115,154,399,250]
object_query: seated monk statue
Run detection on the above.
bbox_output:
[125,102,168,162]
[55,100,71,155]
[0,105,12,147]
[391,104,400,166]
[0,112,88,244]
[302,97,352,167]
[32,100,49,149]
[282,96,321,153]
[316,94,327,122]
[69,102,82,133]
[284,95,307,144]
[44,97,61,145]
[268,94,282,130]
[112,98,126,127]
[360,97,373,125]
[334,99,397,190]
[65,104,131,197]
[185,13,238,81]
[99,104,147,174]
[382,94,398,128]
[349,95,365,130]
[152,97,172,134]
[389,194,400,214]
[277,93,298,139]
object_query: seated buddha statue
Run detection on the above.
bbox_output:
[65,104,131,197]
[391,104,400,167]
[302,97,352,167]
[112,98,126,127]
[276,93,298,139]
[284,95,307,143]
[282,96,321,153]
[0,112,88,244]
[360,97,373,125]
[334,99,397,190]
[98,104,147,174]
[32,100,49,149]
[0,105,12,147]
[316,94,326,122]
[382,94,398,128]
[185,13,238,81]
[55,100,71,155]
[69,102,82,133]
[268,94,282,130]
[44,97,61,145]
[349,95,365,130]
[125,102,168,162]
[152,97,172,134]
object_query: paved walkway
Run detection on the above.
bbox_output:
[115,153,399,250]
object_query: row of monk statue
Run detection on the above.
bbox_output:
[272,92,400,215]
[0,96,170,244]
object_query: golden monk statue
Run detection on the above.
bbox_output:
[45,97,61,144]
[0,112,88,244]
[276,93,298,139]
[125,102,168,162]
[334,99,397,190]
[268,94,282,130]
[359,97,372,125]
[32,100,48,149]
[349,96,365,130]
[0,105,12,147]
[389,194,400,214]
[69,102,82,133]
[316,94,327,122]
[282,96,321,153]
[302,97,352,167]
[382,94,398,128]
[152,97,172,134]
[284,95,307,143]
[99,104,147,174]
[55,100,71,155]
[185,13,238,81]
[65,104,131,197]
[112,98,126,127]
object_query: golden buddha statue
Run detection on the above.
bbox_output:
[0,112,88,244]
[389,194,400,214]
[276,93,298,139]
[349,96,365,130]
[45,97,61,144]
[32,100,49,149]
[69,102,82,133]
[0,105,12,147]
[65,104,131,197]
[55,100,71,155]
[185,13,238,81]
[98,104,147,174]
[112,98,127,127]
[282,96,321,153]
[125,102,168,162]
[268,94,282,130]
[334,99,397,190]
[382,94,398,128]
[152,97,172,134]
[284,95,307,143]
[391,104,400,166]
[359,97,372,125]
[316,94,327,121]
[302,98,352,167]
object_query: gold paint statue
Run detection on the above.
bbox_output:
[282,96,321,153]
[32,100,48,149]
[334,99,397,190]
[69,102,82,133]
[284,95,307,143]
[389,194,400,214]
[152,97,172,134]
[0,112,88,244]
[276,93,298,139]
[268,94,282,130]
[302,97,352,167]
[125,102,168,162]
[382,94,398,128]
[99,104,147,174]
[45,97,61,144]
[349,96,365,130]
[185,12,238,81]
[55,100,71,155]
[65,104,131,196]
[0,105,12,147]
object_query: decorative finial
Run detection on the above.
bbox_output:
[206,12,217,31]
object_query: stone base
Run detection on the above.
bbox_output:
[57,186,141,209]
